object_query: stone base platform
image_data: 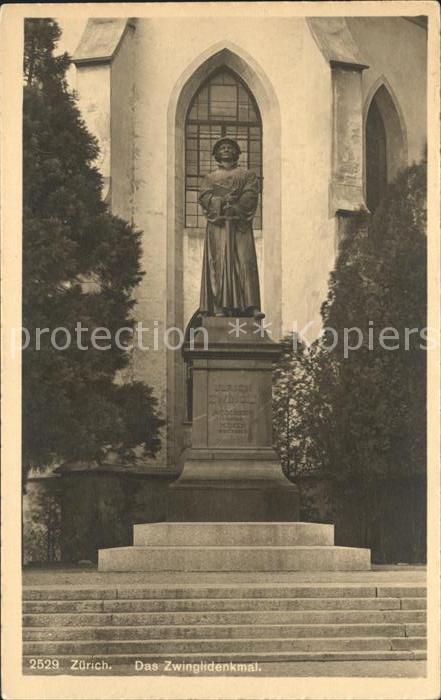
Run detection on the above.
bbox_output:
[98,545,371,572]
[98,522,371,572]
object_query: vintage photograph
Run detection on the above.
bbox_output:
[1,2,440,698]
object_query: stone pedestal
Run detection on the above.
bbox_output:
[166,317,299,521]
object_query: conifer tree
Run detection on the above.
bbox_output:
[318,163,427,485]
[22,19,163,479]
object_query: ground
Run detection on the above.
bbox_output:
[23,563,426,586]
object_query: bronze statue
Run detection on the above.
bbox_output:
[198,137,263,319]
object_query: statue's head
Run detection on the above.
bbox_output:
[212,137,241,164]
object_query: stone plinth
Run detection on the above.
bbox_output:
[166,317,299,521]
[98,521,370,571]
[133,522,334,547]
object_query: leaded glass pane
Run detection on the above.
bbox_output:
[211,85,236,103]
[238,104,249,120]
[198,87,209,103]
[248,105,257,122]
[221,72,236,85]
[238,86,245,99]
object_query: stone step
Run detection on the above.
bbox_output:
[405,622,426,636]
[98,545,371,572]
[401,597,426,609]
[22,581,427,667]
[376,586,427,598]
[23,609,425,628]
[391,637,427,650]
[23,635,427,656]
[23,595,418,613]
[23,622,427,641]
[23,649,427,667]
[23,584,426,600]
[133,522,335,547]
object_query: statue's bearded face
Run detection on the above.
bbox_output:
[215,143,238,162]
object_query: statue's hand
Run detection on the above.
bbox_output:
[223,204,237,216]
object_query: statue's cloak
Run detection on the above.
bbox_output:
[198,165,261,315]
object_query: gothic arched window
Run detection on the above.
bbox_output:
[366,98,387,213]
[185,68,262,229]
[365,84,406,214]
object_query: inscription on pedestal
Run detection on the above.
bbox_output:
[211,384,256,436]
[208,376,264,447]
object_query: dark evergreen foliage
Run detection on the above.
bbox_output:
[273,162,427,560]
[318,162,427,484]
[22,19,163,478]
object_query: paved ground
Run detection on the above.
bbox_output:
[257,660,426,676]
[22,660,427,678]
[23,564,426,587]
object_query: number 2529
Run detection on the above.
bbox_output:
[29,658,60,670]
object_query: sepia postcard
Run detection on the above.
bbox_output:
[1,2,440,699]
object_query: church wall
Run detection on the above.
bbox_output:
[74,63,111,191]
[128,20,171,465]
[279,20,334,339]
[110,25,135,221]
[347,17,427,164]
